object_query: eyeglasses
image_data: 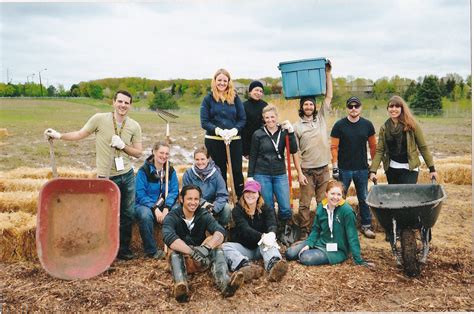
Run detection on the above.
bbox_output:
[388,104,401,108]
[347,104,361,109]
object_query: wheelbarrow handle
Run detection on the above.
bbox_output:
[48,139,58,178]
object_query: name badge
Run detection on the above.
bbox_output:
[326,242,338,252]
[114,156,125,171]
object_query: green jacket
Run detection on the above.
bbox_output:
[370,119,435,173]
[306,200,365,265]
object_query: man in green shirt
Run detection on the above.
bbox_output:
[44,90,143,260]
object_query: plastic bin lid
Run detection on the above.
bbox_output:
[278,57,327,67]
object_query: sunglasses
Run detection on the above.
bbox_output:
[347,104,361,109]
[388,104,402,108]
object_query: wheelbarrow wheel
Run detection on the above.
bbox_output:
[400,229,421,277]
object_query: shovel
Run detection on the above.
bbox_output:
[36,139,120,280]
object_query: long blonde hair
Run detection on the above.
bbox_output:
[211,68,236,104]
[387,95,416,131]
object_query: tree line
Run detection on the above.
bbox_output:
[0,74,470,114]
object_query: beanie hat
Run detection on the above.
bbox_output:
[300,96,316,106]
[248,80,264,92]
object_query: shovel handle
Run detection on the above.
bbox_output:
[48,139,58,178]
[225,143,237,205]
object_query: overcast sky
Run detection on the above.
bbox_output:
[1,0,471,88]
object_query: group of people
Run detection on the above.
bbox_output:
[44,61,438,302]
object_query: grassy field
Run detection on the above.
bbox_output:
[0,97,471,171]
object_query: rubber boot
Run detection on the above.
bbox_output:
[170,252,189,302]
[210,248,244,297]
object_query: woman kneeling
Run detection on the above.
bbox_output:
[286,180,369,266]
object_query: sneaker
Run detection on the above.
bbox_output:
[221,271,244,297]
[146,249,166,260]
[117,251,135,260]
[361,226,376,239]
[239,264,264,283]
[267,258,288,282]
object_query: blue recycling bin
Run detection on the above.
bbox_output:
[278,57,328,99]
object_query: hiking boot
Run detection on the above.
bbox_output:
[146,249,166,260]
[361,226,376,239]
[267,257,288,282]
[239,264,264,283]
[221,271,244,297]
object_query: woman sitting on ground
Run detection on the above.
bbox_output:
[181,146,231,227]
[222,180,288,282]
[286,180,371,267]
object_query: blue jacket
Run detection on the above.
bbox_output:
[200,93,246,135]
[135,156,179,209]
[181,165,229,214]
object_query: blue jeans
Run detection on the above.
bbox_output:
[285,241,329,266]
[135,205,159,255]
[222,242,282,271]
[339,169,372,227]
[109,168,136,255]
[254,174,292,221]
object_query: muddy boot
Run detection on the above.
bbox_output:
[211,248,244,297]
[170,252,189,302]
[235,259,264,283]
[267,257,288,282]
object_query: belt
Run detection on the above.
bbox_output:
[205,135,241,141]
[304,165,328,171]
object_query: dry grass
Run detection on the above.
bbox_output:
[0,128,9,137]
[0,191,37,214]
[0,211,37,262]
[0,178,47,192]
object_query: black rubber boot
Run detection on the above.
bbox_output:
[170,252,189,302]
[210,248,244,297]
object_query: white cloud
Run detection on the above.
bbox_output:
[1,0,470,88]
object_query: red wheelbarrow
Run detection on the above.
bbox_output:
[36,140,120,280]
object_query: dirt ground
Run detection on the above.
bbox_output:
[1,183,472,312]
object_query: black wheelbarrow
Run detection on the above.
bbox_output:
[366,181,447,277]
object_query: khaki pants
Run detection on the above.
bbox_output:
[297,166,330,232]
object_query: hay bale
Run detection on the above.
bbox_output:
[0,211,37,262]
[0,178,47,192]
[419,163,471,185]
[0,191,37,214]
[435,155,471,165]
[0,128,8,138]
[3,167,95,179]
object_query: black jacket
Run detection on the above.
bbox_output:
[248,126,297,177]
[242,98,268,156]
[230,202,278,249]
[162,205,226,247]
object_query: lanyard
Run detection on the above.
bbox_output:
[263,126,282,159]
[325,208,334,238]
[112,113,126,156]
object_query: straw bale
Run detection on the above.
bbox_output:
[435,155,471,165]
[418,163,472,185]
[0,191,37,214]
[2,167,95,179]
[0,128,9,137]
[0,211,37,262]
[0,178,47,192]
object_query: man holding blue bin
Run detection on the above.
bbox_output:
[292,61,333,240]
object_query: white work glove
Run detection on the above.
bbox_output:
[228,128,238,138]
[215,127,224,137]
[44,128,61,140]
[281,120,294,133]
[111,135,125,150]
[220,129,233,144]
[258,232,280,251]
[201,201,214,212]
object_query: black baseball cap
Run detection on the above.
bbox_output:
[346,96,362,107]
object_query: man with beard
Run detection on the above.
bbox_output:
[292,62,333,240]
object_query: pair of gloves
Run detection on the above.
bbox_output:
[215,127,238,144]
[280,120,294,133]
[43,128,125,150]
[190,244,212,268]
[257,231,280,252]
